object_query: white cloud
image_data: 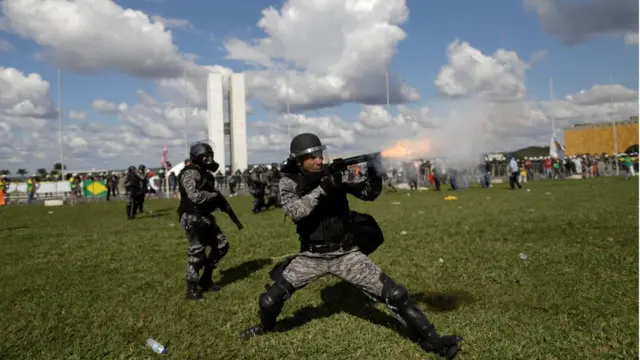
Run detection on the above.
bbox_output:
[434,40,529,102]
[0,67,55,118]
[150,15,193,30]
[68,110,86,120]
[563,84,639,105]
[1,0,418,114]
[0,67,58,168]
[223,0,420,112]
[92,99,128,114]
[529,49,548,63]
[524,0,639,46]
[624,32,639,45]
[1,0,197,79]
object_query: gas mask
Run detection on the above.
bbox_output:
[199,153,220,172]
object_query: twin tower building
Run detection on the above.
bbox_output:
[206,72,249,172]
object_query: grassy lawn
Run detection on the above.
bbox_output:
[0,178,637,359]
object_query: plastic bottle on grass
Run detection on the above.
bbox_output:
[146,338,167,354]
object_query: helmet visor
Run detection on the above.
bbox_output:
[292,145,327,160]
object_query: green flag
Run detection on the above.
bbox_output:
[82,180,108,197]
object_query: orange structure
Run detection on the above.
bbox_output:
[563,117,639,156]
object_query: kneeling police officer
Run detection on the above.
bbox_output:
[178,141,231,300]
[239,133,463,358]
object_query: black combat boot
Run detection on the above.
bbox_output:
[197,266,221,292]
[239,324,270,340]
[419,335,463,359]
[185,282,204,301]
[381,276,463,359]
[399,303,463,359]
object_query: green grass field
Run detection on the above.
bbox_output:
[1,178,638,359]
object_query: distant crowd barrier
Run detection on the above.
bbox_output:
[6,181,71,196]
[4,180,111,202]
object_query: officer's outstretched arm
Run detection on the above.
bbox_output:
[279,177,325,222]
[182,169,218,204]
[341,171,382,201]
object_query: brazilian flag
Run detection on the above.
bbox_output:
[83,180,108,197]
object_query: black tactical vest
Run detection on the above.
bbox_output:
[288,172,352,247]
[178,164,217,216]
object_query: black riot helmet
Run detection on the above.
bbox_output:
[189,141,219,172]
[289,133,326,160]
[128,165,136,173]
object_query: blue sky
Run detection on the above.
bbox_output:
[0,0,638,169]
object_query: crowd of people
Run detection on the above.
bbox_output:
[0,151,636,206]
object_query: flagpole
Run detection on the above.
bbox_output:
[57,69,66,200]
[549,78,556,136]
[286,71,291,137]
[183,68,188,158]
[164,141,170,198]
[610,76,619,176]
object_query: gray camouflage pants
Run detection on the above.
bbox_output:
[180,213,229,283]
[282,250,384,297]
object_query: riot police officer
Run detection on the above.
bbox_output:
[136,164,148,213]
[177,141,230,300]
[239,133,463,358]
[248,166,266,213]
[264,162,282,209]
[124,165,143,219]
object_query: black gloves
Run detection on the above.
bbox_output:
[320,172,343,194]
[329,158,347,172]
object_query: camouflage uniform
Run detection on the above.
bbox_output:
[264,164,282,209]
[249,169,266,213]
[277,171,384,292]
[240,163,462,358]
[178,165,230,299]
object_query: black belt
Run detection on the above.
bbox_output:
[300,234,354,254]
[301,243,343,253]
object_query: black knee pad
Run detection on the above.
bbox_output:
[259,283,289,314]
[381,274,410,308]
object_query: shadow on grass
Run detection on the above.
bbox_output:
[275,282,472,339]
[218,258,273,287]
[412,290,475,312]
[0,225,29,232]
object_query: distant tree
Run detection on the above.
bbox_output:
[53,163,67,171]
[0,169,10,176]
[511,146,551,159]
[36,168,48,179]
[16,169,28,177]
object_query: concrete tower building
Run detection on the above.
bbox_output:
[206,73,248,172]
